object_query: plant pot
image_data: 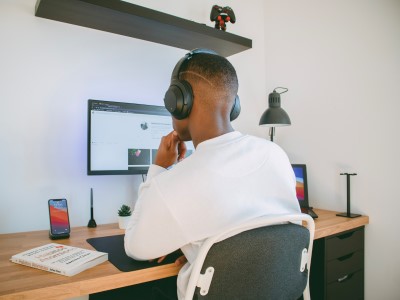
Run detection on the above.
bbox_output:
[118,216,131,229]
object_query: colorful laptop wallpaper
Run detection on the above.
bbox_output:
[293,166,305,202]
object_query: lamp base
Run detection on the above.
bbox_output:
[87,219,97,228]
[336,212,361,218]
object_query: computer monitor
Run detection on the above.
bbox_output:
[87,99,191,175]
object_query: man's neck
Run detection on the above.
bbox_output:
[191,123,234,148]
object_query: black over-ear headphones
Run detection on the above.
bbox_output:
[164,48,241,121]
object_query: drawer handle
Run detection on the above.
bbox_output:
[337,252,354,261]
[337,273,354,283]
[337,232,355,240]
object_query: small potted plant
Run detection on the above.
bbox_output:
[117,204,132,229]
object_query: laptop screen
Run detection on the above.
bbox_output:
[292,164,309,208]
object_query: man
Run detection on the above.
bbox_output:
[124,49,300,299]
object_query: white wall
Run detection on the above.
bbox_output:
[0,0,266,232]
[264,0,400,299]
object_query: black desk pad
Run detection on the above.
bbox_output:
[87,234,181,272]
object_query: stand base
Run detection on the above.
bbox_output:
[87,219,97,228]
[336,212,361,218]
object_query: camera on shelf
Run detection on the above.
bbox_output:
[210,5,236,31]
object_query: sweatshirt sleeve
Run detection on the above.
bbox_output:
[124,166,188,260]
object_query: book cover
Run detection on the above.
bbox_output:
[10,243,108,276]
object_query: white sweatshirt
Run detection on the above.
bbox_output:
[124,131,300,299]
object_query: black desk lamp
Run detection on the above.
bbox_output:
[259,87,291,141]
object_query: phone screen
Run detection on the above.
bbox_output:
[48,199,70,235]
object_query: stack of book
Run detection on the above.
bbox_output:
[10,243,108,276]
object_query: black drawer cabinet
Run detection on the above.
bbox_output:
[310,227,365,300]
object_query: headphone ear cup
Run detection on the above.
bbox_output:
[164,79,193,120]
[230,95,241,121]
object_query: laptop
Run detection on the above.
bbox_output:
[291,164,318,218]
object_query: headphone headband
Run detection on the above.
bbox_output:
[170,48,219,81]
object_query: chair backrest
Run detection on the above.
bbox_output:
[185,214,314,300]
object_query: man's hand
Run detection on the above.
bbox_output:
[154,131,187,169]
[151,254,188,266]
[174,255,188,266]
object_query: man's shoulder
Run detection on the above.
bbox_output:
[240,133,281,149]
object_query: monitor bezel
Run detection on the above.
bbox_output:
[87,99,171,176]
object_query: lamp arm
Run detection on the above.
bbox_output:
[269,127,275,142]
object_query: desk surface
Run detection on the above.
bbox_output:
[0,209,369,300]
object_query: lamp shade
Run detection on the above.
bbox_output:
[259,90,291,127]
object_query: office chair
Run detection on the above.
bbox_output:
[184,214,315,300]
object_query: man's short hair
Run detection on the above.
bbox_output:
[179,53,239,100]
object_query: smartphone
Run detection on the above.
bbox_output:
[48,199,70,239]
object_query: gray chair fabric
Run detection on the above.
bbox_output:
[193,223,310,300]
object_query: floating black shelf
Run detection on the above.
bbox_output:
[35,0,252,57]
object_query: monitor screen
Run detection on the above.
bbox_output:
[88,99,191,175]
[291,164,309,207]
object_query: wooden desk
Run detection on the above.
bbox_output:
[312,209,368,239]
[0,209,369,300]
